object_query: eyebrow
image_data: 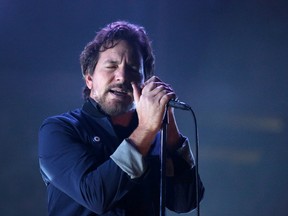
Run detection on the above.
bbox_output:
[103,59,140,69]
[103,59,119,64]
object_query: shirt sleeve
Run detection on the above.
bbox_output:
[110,138,147,179]
[110,136,195,179]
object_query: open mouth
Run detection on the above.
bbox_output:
[109,89,129,97]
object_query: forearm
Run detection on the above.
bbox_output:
[165,138,204,213]
[166,166,205,213]
[40,153,136,214]
[39,120,140,214]
[127,124,158,156]
[166,108,186,151]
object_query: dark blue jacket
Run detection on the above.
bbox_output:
[38,99,204,215]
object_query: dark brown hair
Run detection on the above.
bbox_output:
[80,21,155,99]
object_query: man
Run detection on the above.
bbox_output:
[38,21,204,216]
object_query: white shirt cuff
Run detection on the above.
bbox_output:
[110,139,147,179]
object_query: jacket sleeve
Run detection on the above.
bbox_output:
[38,116,141,214]
[165,138,205,213]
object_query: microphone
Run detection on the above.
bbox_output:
[168,99,191,110]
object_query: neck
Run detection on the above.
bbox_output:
[111,110,135,127]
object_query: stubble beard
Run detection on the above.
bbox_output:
[92,85,135,116]
[98,95,135,116]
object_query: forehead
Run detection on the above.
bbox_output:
[99,40,143,64]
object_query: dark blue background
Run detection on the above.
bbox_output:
[1,0,287,215]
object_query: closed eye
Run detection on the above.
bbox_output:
[105,64,118,70]
[106,65,117,69]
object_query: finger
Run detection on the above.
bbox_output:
[161,91,176,105]
[143,76,161,86]
[154,88,175,105]
[131,82,141,104]
[143,80,172,94]
[152,84,174,97]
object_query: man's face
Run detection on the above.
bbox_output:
[85,40,144,116]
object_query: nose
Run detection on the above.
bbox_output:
[115,65,128,82]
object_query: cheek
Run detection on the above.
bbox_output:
[93,79,109,94]
[92,81,101,93]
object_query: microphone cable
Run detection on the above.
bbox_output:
[188,106,200,216]
[169,100,201,216]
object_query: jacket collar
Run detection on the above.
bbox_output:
[81,97,138,142]
[82,98,109,118]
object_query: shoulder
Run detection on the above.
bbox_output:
[40,109,82,129]
[38,108,97,139]
[39,107,106,141]
[38,108,95,153]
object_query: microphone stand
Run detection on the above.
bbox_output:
[160,108,168,216]
[159,101,201,216]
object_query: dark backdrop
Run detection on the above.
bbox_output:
[1,0,287,215]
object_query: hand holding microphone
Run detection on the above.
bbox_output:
[168,98,191,110]
[130,76,190,155]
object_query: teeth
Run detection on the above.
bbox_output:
[110,89,127,95]
[111,89,127,94]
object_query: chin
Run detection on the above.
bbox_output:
[102,101,134,117]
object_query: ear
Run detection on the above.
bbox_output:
[85,74,93,90]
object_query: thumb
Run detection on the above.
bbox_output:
[131,82,141,105]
